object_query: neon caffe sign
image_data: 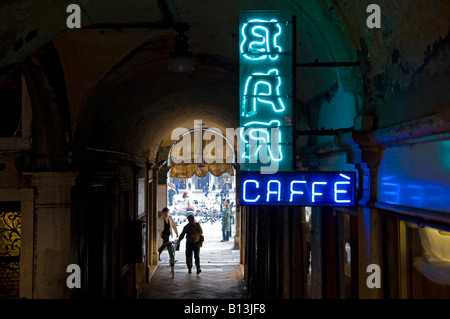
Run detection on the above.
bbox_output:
[241,172,356,207]
[239,11,356,207]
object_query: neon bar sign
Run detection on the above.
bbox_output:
[239,11,294,172]
[241,171,357,206]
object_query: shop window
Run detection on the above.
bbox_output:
[341,213,353,297]
[404,222,450,298]
[321,209,358,299]
[304,207,312,298]
[338,211,358,299]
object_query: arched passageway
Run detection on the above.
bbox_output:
[161,128,241,277]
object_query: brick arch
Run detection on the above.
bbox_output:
[23,41,72,169]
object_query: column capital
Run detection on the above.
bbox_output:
[23,171,79,188]
[23,171,79,206]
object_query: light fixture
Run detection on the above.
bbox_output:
[168,22,195,72]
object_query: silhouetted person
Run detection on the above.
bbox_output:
[221,203,232,242]
[178,214,203,274]
[157,207,178,261]
[168,188,175,206]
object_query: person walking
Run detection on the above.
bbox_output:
[168,188,175,206]
[221,203,232,242]
[157,207,178,261]
[178,214,203,274]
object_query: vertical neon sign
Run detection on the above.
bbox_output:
[239,11,294,172]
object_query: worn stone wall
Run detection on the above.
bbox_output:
[2,1,448,160]
[331,0,450,128]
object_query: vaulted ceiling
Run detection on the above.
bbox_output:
[1,0,449,163]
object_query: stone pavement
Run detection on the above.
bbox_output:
[139,220,247,299]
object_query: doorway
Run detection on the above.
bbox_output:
[165,171,239,265]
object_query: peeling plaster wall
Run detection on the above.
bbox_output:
[331,0,450,128]
[0,0,163,71]
[316,72,357,144]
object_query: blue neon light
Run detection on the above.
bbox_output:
[266,180,281,202]
[240,125,283,162]
[242,69,286,117]
[239,11,294,172]
[241,172,356,206]
[243,180,261,202]
[240,19,282,60]
[312,182,327,203]
[334,181,351,203]
[289,180,306,202]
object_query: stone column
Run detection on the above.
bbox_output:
[233,169,241,250]
[335,130,382,298]
[233,207,240,250]
[25,171,78,299]
[346,132,383,299]
[357,162,383,299]
[149,166,159,267]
